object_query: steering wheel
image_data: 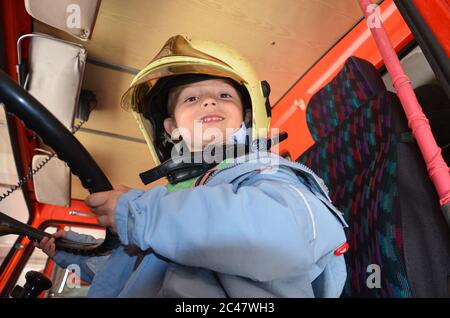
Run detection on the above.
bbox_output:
[0,69,120,256]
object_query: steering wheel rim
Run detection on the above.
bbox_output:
[0,69,120,255]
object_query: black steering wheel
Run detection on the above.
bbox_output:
[0,69,120,256]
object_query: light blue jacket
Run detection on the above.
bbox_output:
[53,151,348,298]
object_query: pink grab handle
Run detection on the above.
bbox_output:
[358,0,450,222]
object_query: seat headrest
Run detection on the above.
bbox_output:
[306,56,386,141]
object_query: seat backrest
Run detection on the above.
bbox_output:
[298,58,450,297]
[306,56,386,141]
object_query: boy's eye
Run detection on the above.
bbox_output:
[220,93,232,98]
[184,96,198,103]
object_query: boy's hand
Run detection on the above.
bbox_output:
[85,185,130,233]
[34,230,66,258]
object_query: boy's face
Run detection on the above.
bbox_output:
[163,79,244,151]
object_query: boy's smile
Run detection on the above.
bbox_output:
[164,79,244,151]
[198,114,225,124]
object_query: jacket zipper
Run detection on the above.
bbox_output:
[293,161,331,200]
[287,184,317,241]
[203,156,330,200]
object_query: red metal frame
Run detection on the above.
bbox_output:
[0,0,35,201]
[412,0,450,57]
[0,0,34,296]
[271,0,414,160]
[0,200,99,296]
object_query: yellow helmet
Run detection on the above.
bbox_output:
[121,34,271,165]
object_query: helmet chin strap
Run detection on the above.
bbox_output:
[139,131,288,185]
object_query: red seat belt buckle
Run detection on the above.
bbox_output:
[334,242,349,256]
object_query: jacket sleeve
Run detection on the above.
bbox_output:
[52,231,109,283]
[115,168,343,282]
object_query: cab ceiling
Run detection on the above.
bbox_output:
[32,0,365,199]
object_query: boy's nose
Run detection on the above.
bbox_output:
[202,97,217,107]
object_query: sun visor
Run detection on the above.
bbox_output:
[19,33,87,130]
[24,0,101,41]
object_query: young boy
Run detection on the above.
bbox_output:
[36,35,348,298]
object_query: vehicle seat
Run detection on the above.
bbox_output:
[298,57,450,297]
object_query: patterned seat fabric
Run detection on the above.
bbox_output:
[306,56,386,141]
[299,90,450,297]
[300,92,412,297]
